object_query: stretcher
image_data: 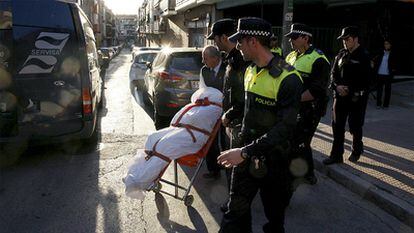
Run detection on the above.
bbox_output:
[144,98,222,206]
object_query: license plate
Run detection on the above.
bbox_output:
[191,81,199,89]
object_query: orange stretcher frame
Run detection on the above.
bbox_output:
[148,119,222,206]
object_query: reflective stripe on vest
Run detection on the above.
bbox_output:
[244,65,300,101]
[286,49,329,76]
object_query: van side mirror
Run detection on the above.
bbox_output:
[146,62,152,69]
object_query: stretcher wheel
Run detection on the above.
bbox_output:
[153,182,162,193]
[183,195,194,206]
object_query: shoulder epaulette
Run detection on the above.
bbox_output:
[315,48,325,55]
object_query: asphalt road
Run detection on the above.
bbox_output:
[0,50,411,233]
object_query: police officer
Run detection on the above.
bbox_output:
[217,17,303,233]
[323,26,372,165]
[206,18,249,212]
[270,35,283,57]
[285,23,330,185]
[207,18,248,149]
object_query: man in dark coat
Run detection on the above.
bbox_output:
[200,45,227,179]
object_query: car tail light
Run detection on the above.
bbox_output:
[158,71,183,82]
[166,103,179,108]
[82,87,92,115]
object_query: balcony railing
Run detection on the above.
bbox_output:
[175,0,197,11]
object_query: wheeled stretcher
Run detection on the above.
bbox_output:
[144,99,222,206]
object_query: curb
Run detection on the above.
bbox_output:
[313,152,414,229]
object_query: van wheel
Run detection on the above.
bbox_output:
[0,142,27,168]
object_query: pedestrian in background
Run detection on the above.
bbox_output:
[206,18,249,213]
[200,45,227,180]
[285,23,330,185]
[270,35,283,57]
[372,39,396,109]
[324,26,373,165]
[217,17,303,233]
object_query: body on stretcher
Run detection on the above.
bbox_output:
[147,118,222,206]
[123,87,224,203]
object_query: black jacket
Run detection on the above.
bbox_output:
[200,61,227,91]
[330,46,373,96]
[222,48,249,124]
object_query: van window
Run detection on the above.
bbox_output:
[0,1,12,71]
[0,1,12,30]
[79,11,99,71]
[12,1,74,30]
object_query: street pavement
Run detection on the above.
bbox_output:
[0,50,412,233]
[312,79,414,229]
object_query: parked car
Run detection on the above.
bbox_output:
[100,47,114,60]
[144,47,203,129]
[131,47,162,61]
[130,51,159,91]
[0,0,103,167]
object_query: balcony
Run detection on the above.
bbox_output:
[160,0,177,16]
[175,0,197,12]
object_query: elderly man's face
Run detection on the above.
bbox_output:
[202,51,219,69]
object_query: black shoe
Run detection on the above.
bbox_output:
[202,171,221,180]
[304,175,318,185]
[220,202,228,213]
[323,157,343,165]
[348,153,361,162]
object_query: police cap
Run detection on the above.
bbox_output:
[284,23,312,38]
[207,18,236,40]
[228,17,272,43]
[337,26,359,39]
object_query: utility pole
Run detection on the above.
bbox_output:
[282,0,294,56]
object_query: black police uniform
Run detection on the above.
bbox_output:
[286,46,330,180]
[329,45,372,160]
[222,47,249,148]
[221,17,303,233]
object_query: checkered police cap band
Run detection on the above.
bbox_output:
[290,30,312,37]
[239,30,272,37]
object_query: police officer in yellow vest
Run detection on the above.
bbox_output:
[285,23,330,185]
[270,34,283,57]
[217,17,303,233]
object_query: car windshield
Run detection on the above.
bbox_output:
[134,53,157,64]
[170,52,202,71]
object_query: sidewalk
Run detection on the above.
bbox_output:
[312,80,414,229]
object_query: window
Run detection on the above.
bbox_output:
[134,53,157,64]
[12,1,74,30]
[170,52,202,71]
[0,1,12,30]
[0,1,12,70]
[79,11,98,70]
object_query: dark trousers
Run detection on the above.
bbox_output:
[206,126,227,173]
[376,74,393,107]
[296,104,321,177]
[220,157,293,233]
[330,95,368,158]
